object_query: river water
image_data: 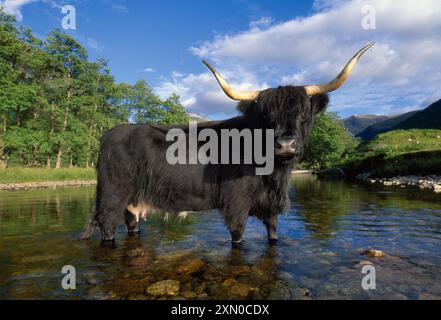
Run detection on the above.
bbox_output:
[1,175,441,300]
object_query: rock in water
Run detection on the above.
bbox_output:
[146,280,180,297]
[182,291,197,299]
[363,249,386,257]
[126,248,145,258]
[230,283,251,298]
[231,265,251,275]
[177,258,205,275]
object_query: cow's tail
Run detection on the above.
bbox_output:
[78,199,98,240]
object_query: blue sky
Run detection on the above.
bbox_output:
[2,0,441,119]
[12,0,314,84]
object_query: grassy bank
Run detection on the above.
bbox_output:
[0,168,96,184]
[342,129,441,177]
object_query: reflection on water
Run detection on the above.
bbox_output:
[1,175,441,300]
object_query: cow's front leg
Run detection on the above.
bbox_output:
[225,211,249,246]
[222,195,251,247]
[264,215,279,246]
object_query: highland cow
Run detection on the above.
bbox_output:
[80,43,374,246]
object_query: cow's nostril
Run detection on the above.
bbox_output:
[275,141,282,149]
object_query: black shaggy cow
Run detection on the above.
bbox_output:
[80,43,373,246]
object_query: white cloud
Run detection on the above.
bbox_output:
[1,0,129,22]
[0,0,38,21]
[249,16,273,30]
[155,66,270,119]
[157,0,441,118]
[85,37,102,51]
[140,67,155,73]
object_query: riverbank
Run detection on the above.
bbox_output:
[0,167,96,183]
[0,168,97,191]
[356,174,441,193]
[0,180,97,191]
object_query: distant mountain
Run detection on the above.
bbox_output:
[188,112,210,123]
[343,115,390,135]
[393,99,441,130]
[357,111,419,140]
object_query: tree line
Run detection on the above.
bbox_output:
[0,12,188,168]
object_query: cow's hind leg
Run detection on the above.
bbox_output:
[96,188,128,244]
[125,209,140,235]
[264,215,279,246]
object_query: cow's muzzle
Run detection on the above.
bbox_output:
[275,138,296,156]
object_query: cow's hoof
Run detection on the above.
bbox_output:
[127,230,140,236]
[232,240,244,249]
[268,238,279,246]
[100,239,116,248]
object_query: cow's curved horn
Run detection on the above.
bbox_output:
[203,60,261,101]
[304,42,374,96]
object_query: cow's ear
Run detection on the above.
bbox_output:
[311,94,329,114]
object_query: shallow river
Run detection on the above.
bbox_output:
[1,175,441,300]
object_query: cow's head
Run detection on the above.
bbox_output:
[204,43,373,163]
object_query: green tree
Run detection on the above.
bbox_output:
[302,112,358,169]
[0,12,188,169]
[160,93,189,125]
[44,29,88,168]
[0,135,5,168]
[124,80,188,125]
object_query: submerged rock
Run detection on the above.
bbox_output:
[145,280,180,297]
[266,280,293,300]
[197,293,208,299]
[157,250,192,262]
[203,268,226,281]
[126,248,145,258]
[223,278,238,287]
[177,258,205,275]
[182,291,197,299]
[363,249,386,257]
[230,265,251,275]
[230,283,251,298]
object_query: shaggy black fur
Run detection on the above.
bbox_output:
[80,86,329,245]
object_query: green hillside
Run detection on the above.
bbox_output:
[343,129,441,177]
[357,129,441,155]
[357,111,418,140]
[394,99,441,130]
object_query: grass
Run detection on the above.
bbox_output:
[0,167,96,184]
[342,129,441,178]
[355,129,441,156]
